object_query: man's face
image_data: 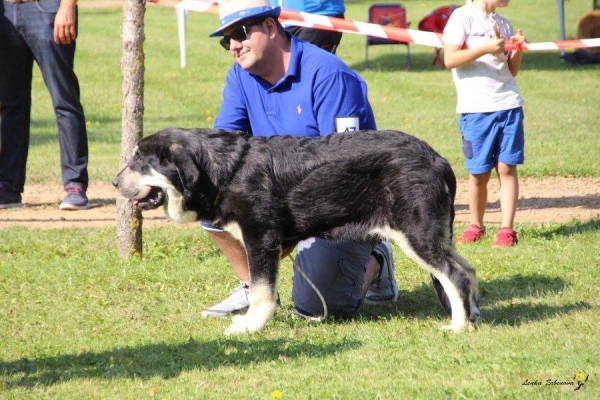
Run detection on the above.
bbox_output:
[221,19,269,70]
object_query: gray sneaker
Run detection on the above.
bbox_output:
[59,185,90,210]
[0,183,23,209]
[366,241,399,303]
[201,283,250,318]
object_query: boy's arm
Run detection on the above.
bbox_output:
[443,36,505,69]
[507,29,526,77]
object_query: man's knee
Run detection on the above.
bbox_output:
[291,238,370,317]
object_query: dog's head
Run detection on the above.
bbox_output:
[112,128,222,224]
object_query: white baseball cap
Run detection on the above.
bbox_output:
[209,0,281,37]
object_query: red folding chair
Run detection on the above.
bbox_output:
[418,5,459,67]
[365,4,411,70]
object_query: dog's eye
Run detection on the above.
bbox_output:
[128,153,145,168]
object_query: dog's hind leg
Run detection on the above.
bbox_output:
[450,247,480,323]
[430,274,452,316]
[386,229,478,333]
[430,250,479,318]
[225,231,280,335]
[451,247,479,300]
[432,256,479,332]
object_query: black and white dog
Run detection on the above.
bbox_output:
[113,127,480,334]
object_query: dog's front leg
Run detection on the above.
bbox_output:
[225,233,280,335]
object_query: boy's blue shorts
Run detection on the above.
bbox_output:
[459,107,525,175]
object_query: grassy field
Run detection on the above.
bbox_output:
[1,222,599,399]
[1,0,599,398]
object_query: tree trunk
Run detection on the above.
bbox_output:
[117,0,146,259]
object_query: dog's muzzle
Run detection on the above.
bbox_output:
[135,187,166,210]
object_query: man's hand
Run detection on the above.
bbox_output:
[54,0,77,45]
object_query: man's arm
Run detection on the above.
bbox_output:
[54,0,78,45]
[313,71,375,134]
[214,68,252,133]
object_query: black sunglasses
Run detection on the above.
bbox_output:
[219,19,265,51]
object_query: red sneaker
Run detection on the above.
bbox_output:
[457,224,486,243]
[493,227,518,247]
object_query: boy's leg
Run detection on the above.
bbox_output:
[496,163,519,229]
[493,107,524,247]
[458,112,496,242]
[496,106,524,230]
[468,171,492,228]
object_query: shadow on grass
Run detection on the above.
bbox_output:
[483,301,591,327]
[455,196,600,214]
[0,337,360,388]
[359,273,589,328]
[522,218,600,238]
[479,274,591,327]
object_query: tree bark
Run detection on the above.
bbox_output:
[117,0,146,259]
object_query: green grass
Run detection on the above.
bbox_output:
[1,221,599,398]
[2,0,600,398]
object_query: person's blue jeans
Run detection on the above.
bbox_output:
[0,0,88,193]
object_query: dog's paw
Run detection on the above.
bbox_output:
[441,320,475,333]
[470,306,481,324]
[224,314,265,336]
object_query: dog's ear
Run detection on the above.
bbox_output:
[168,143,201,198]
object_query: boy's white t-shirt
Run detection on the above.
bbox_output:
[442,4,524,114]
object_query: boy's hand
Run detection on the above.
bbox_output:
[494,23,501,39]
[509,29,526,50]
[486,37,506,55]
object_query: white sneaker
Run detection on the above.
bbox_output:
[201,283,250,318]
[366,242,399,303]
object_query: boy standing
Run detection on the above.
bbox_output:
[443,0,526,247]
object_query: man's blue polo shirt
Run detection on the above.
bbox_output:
[214,35,376,137]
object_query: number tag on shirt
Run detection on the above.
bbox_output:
[336,116,360,133]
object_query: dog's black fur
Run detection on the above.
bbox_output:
[113,127,479,334]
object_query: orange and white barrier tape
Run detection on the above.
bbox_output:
[147,0,600,67]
